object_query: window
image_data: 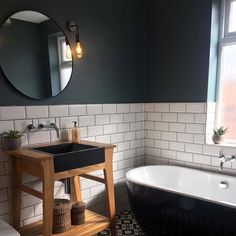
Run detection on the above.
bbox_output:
[216,0,236,142]
[57,36,72,91]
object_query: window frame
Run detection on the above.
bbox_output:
[215,0,236,143]
[57,36,72,66]
[224,0,236,37]
[57,36,72,91]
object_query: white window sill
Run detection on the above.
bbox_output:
[206,140,236,148]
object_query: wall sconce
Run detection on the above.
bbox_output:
[66,20,83,59]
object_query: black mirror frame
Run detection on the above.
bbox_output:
[0,9,74,100]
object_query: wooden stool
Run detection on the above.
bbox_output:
[9,140,116,236]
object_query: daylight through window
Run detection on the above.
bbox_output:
[216,0,236,141]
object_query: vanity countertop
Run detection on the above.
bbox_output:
[7,140,115,162]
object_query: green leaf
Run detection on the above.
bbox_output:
[1,129,23,139]
[213,126,228,136]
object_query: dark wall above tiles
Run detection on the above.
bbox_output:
[0,0,216,105]
[0,0,146,105]
[144,0,213,102]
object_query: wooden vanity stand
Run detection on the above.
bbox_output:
[7,140,116,236]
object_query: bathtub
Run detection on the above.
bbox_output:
[126,165,236,236]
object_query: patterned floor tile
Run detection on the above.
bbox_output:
[96,210,144,236]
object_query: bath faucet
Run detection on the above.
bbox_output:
[38,122,60,138]
[218,151,235,171]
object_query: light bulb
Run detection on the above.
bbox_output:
[66,44,72,59]
[76,42,83,59]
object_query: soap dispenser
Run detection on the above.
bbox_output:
[72,121,80,143]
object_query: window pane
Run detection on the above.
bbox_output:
[61,41,72,62]
[60,67,72,90]
[229,1,236,32]
[218,44,236,140]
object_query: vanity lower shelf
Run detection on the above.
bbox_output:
[19,209,110,236]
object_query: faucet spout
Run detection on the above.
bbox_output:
[219,160,225,171]
[49,122,60,138]
[38,122,60,138]
[218,152,235,171]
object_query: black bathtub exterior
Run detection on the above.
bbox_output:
[126,180,236,236]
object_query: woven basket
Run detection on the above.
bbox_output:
[53,199,72,233]
[71,201,86,225]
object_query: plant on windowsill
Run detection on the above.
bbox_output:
[2,130,23,149]
[212,126,228,144]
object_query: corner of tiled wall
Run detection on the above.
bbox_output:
[205,102,216,144]
[0,103,145,225]
[144,102,236,176]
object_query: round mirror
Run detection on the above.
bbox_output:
[0,10,72,99]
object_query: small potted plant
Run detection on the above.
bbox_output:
[212,126,228,144]
[2,130,23,149]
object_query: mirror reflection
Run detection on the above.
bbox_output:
[0,10,72,99]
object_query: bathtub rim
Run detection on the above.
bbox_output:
[126,165,236,209]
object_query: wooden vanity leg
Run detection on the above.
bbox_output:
[104,148,116,236]
[72,176,82,201]
[103,168,116,236]
[42,160,54,236]
[11,158,22,230]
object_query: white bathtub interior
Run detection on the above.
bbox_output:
[126,165,236,209]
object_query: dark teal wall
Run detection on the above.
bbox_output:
[145,0,213,102]
[0,19,63,99]
[0,0,145,105]
[0,19,47,98]
[0,0,216,105]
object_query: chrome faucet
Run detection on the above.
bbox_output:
[49,122,60,138]
[27,123,36,131]
[38,122,60,138]
[218,151,235,171]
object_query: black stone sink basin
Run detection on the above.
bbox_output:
[31,143,105,173]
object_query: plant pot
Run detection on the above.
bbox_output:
[2,137,22,149]
[212,135,224,144]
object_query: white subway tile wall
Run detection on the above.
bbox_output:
[0,107,26,120]
[87,104,102,115]
[144,102,236,177]
[1,102,236,226]
[49,105,69,117]
[26,106,48,119]
[0,103,144,225]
